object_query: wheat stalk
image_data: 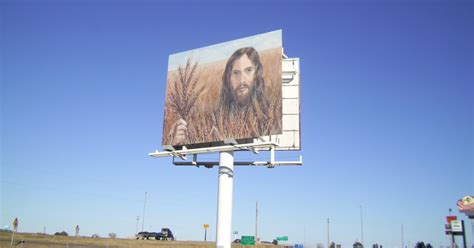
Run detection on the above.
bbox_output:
[169,58,204,120]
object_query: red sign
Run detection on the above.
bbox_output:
[446,216,457,223]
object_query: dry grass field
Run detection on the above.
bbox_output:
[0,231,282,248]
[162,47,282,146]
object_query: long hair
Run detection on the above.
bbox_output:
[216,47,270,138]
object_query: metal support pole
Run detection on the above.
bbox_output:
[402,224,404,248]
[452,229,456,248]
[216,151,234,248]
[461,220,466,248]
[10,231,15,246]
[470,218,474,247]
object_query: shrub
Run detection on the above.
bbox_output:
[54,231,68,236]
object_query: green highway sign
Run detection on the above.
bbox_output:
[276,236,288,241]
[242,236,255,245]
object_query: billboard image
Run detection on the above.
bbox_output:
[458,195,474,217]
[162,30,282,147]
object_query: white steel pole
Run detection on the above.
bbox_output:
[216,151,234,248]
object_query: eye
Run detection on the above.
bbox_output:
[245,67,255,74]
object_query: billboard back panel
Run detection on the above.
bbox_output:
[162,30,282,147]
[258,57,301,151]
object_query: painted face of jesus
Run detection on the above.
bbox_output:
[229,54,256,105]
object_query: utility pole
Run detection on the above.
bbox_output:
[142,192,147,232]
[135,216,139,235]
[327,218,330,248]
[360,205,364,245]
[449,208,455,248]
[304,226,307,247]
[401,224,404,248]
[255,201,259,243]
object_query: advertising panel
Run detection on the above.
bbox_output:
[457,195,474,217]
[162,30,282,147]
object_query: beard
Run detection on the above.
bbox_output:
[232,83,255,106]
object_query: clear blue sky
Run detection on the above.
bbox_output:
[1,0,473,247]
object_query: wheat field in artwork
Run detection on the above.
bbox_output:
[162,47,282,146]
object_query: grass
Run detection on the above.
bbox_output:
[0,231,281,248]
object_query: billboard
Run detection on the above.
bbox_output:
[162,30,283,147]
[457,195,474,217]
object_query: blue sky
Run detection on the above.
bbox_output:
[1,0,473,247]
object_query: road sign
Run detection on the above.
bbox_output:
[446,215,457,223]
[242,236,255,245]
[277,236,288,241]
[451,220,463,232]
[203,224,209,229]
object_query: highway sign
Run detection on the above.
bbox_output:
[451,220,463,232]
[277,236,288,241]
[242,236,255,245]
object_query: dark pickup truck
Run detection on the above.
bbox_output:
[156,228,174,241]
[136,228,174,241]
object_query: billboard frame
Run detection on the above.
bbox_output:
[150,31,301,248]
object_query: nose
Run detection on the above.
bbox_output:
[240,73,250,84]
